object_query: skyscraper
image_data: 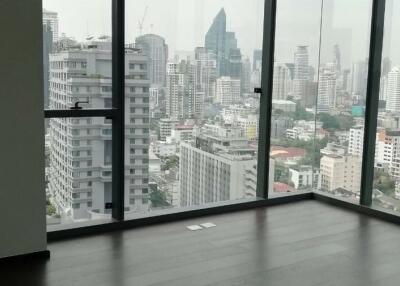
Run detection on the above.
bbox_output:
[350,60,368,99]
[205,8,242,78]
[48,40,150,220]
[42,9,59,43]
[272,63,292,100]
[333,44,341,74]
[293,46,309,101]
[386,67,400,113]
[317,69,336,113]
[135,34,168,87]
[205,8,226,76]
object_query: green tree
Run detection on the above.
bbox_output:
[150,189,170,208]
[318,113,354,131]
[374,170,396,197]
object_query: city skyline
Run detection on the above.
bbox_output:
[43,0,400,68]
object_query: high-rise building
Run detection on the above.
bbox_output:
[272,63,292,100]
[293,46,309,101]
[228,48,242,79]
[194,47,217,103]
[317,69,336,113]
[216,76,241,105]
[253,49,262,71]
[42,9,59,43]
[386,67,400,113]
[205,8,226,76]
[48,40,150,220]
[205,8,242,78]
[333,44,341,74]
[350,60,368,99]
[135,34,168,87]
[166,60,202,119]
[382,57,392,77]
[241,58,252,94]
[42,23,53,109]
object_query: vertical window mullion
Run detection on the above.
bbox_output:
[256,0,277,199]
[112,0,125,220]
[360,0,386,206]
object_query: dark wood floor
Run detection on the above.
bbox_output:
[3,200,400,286]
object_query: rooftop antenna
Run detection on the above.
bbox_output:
[138,6,148,36]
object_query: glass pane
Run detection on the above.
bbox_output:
[270,0,373,199]
[269,0,323,196]
[316,0,372,202]
[45,117,113,230]
[43,0,114,229]
[42,0,112,110]
[372,0,400,213]
[124,0,264,218]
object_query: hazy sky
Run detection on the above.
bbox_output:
[43,0,400,68]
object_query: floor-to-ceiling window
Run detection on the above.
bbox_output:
[269,0,323,196]
[372,0,400,213]
[315,0,373,202]
[43,0,115,229]
[124,0,266,219]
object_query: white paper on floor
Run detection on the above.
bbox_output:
[186,225,203,231]
[200,222,216,228]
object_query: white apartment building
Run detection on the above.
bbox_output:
[348,126,364,157]
[169,125,194,143]
[48,40,150,221]
[180,142,257,206]
[216,76,241,105]
[180,123,262,206]
[320,144,362,195]
[235,115,259,141]
[272,99,296,113]
[43,9,59,43]
[221,105,256,123]
[286,120,324,141]
[386,67,400,113]
[151,141,177,157]
[375,129,400,178]
[158,118,178,141]
[289,166,321,190]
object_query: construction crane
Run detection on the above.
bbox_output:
[138,6,148,36]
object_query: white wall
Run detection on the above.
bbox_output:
[0,0,47,258]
